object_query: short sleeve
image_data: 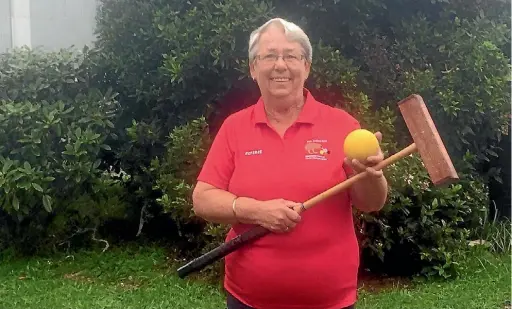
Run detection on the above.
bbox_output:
[197,117,235,191]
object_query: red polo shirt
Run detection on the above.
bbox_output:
[197,88,361,309]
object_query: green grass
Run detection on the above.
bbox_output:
[357,248,511,309]
[0,245,225,309]
[0,245,509,309]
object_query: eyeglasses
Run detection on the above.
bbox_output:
[256,54,305,65]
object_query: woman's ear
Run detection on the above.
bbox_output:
[304,61,311,80]
[249,62,257,81]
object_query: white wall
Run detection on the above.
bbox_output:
[11,0,31,48]
[1,0,99,53]
[0,0,12,52]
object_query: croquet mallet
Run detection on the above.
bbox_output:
[177,94,459,279]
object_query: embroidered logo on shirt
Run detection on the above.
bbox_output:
[245,149,263,156]
[304,139,330,160]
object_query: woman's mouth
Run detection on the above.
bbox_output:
[271,77,291,82]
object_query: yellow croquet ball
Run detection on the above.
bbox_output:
[343,129,380,161]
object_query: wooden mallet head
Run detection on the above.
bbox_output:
[397,94,459,186]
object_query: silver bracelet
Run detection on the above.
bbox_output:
[232,197,239,221]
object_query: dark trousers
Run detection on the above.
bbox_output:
[226,292,355,309]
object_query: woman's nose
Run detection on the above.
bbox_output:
[273,58,288,70]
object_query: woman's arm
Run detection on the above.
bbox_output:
[192,181,262,225]
[192,181,302,232]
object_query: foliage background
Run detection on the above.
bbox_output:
[0,0,510,279]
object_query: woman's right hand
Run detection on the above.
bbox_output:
[254,199,303,233]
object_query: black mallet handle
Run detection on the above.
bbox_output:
[177,225,269,278]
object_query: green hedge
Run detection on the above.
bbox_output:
[0,47,129,254]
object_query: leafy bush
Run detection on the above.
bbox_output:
[357,155,489,278]
[0,47,127,254]
[356,13,511,278]
[389,16,511,176]
[148,117,227,279]
[150,117,228,255]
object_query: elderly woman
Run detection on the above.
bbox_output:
[192,17,388,309]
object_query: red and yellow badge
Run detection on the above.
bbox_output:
[304,139,330,160]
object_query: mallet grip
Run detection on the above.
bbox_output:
[177,143,419,278]
[177,225,269,278]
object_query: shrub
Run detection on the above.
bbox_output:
[0,47,126,254]
[150,117,227,255]
[148,117,228,279]
[389,16,511,177]
[91,1,183,234]
[357,155,489,278]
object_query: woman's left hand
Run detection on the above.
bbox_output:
[343,131,384,178]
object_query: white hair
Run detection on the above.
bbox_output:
[248,18,313,63]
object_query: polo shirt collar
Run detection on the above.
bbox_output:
[253,88,319,125]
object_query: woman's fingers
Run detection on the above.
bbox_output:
[261,199,304,233]
[374,131,382,142]
[366,167,383,178]
[344,151,385,178]
[346,158,368,173]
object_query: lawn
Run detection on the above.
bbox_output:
[0,244,509,309]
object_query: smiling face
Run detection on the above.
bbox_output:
[250,24,311,101]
